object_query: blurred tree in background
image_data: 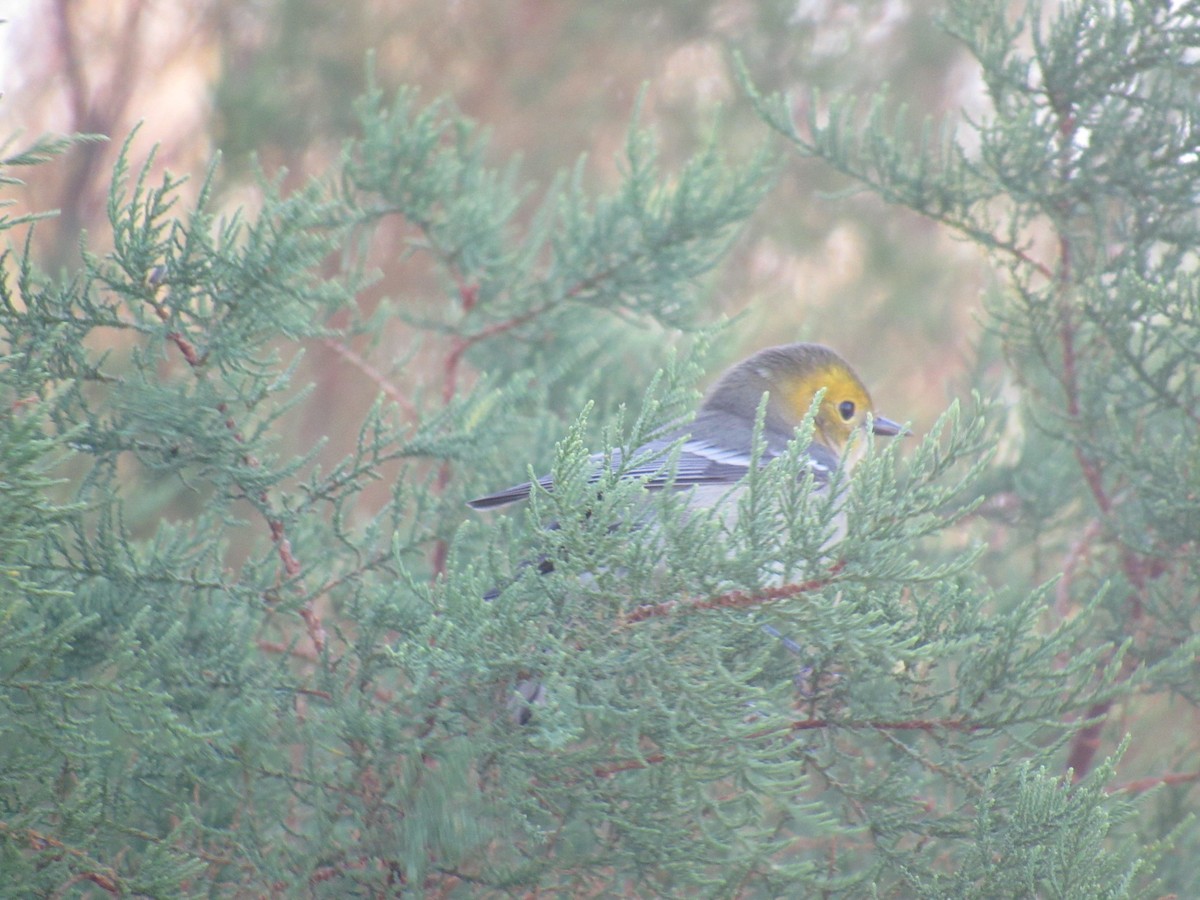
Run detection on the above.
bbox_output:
[4,0,984,420]
[1,0,1197,896]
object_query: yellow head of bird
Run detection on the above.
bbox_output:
[703,343,902,467]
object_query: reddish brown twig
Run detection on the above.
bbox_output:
[150,279,325,652]
[1110,769,1200,795]
[787,717,976,733]
[1045,93,1159,782]
[0,821,119,895]
[321,338,417,418]
[593,753,666,778]
[9,394,39,412]
[429,284,562,577]
[624,562,846,624]
[591,716,978,779]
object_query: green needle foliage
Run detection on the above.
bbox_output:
[1,3,1197,895]
[745,0,1200,894]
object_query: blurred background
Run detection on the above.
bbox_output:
[1,0,995,480]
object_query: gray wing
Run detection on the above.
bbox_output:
[468,422,832,511]
[466,473,560,510]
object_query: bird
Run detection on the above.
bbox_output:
[468,342,904,514]
[468,342,905,724]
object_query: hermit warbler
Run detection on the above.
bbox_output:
[470,343,903,723]
[469,342,904,514]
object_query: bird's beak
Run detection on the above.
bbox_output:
[870,415,909,437]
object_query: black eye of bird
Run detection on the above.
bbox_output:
[838,400,856,421]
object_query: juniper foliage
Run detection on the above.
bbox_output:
[746,0,1200,893]
[1,4,1195,895]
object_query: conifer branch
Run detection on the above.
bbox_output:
[0,822,119,895]
[148,273,327,652]
[624,562,846,624]
[1111,770,1200,795]
[591,717,981,781]
[321,337,418,418]
[7,15,1195,890]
